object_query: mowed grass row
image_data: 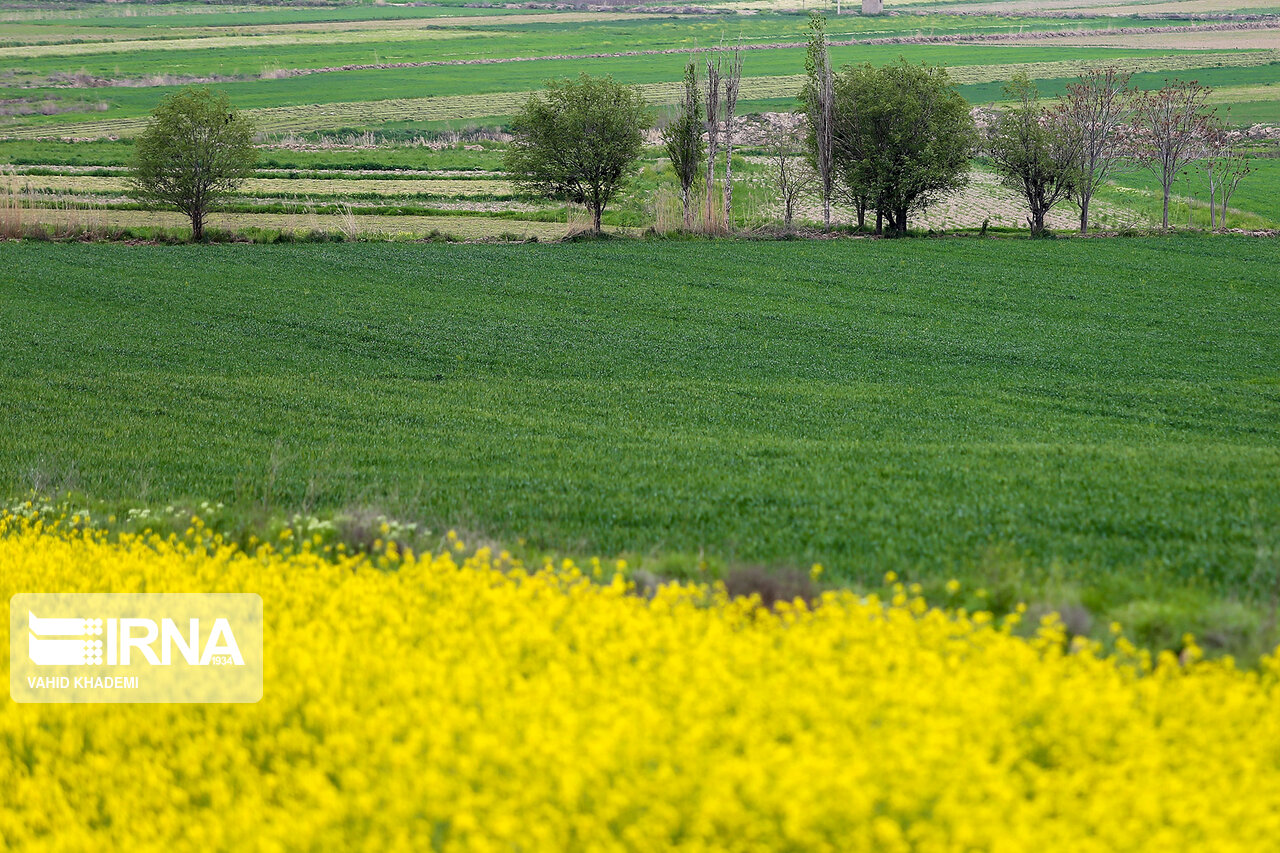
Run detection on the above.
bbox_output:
[4,174,515,198]
[0,1,522,27]
[0,13,1199,67]
[0,138,508,171]
[1,238,1276,619]
[0,10,1188,51]
[0,206,580,238]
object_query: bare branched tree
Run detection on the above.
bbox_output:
[1131,79,1214,229]
[1201,123,1252,229]
[766,121,816,231]
[803,13,835,230]
[1056,67,1134,234]
[1201,124,1224,229]
[721,44,744,229]
[703,51,723,230]
[1215,139,1252,226]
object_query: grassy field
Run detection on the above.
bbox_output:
[2,237,1277,651]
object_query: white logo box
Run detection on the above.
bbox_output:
[10,593,262,703]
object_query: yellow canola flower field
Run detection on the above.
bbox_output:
[4,513,1280,852]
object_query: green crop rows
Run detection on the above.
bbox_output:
[2,238,1277,646]
[7,50,1276,138]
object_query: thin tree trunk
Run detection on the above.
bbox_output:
[722,46,742,231]
[1162,186,1171,230]
[1078,196,1089,234]
[191,208,204,242]
[1207,164,1216,229]
[723,136,734,228]
[704,53,722,231]
[593,204,603,234]
[807,23,834,232]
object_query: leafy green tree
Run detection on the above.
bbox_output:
[830,62,878,230]
[987,74,1079,235]
[505,74,651,234]
[128,88,257,242]
[830,59,976,235]
[662,61,704,229]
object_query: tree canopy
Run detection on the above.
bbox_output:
[830,59,976,235]
[987,74,1080,235]
[128,87,257,242]
[504,74,651,234]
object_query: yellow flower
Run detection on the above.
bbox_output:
[2,510,1278,851]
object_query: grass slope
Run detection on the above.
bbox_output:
[1,238,1277,621]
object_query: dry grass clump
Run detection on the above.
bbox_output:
[722,564,818,610]
[0,176,116,240]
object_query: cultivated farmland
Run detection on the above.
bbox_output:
[3,1,1280,849]
[2,0,1279,235]
[3,237,1277,642]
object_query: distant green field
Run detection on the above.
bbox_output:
[2,2,525,30]
[0,0,1274,159]
[2,0,1276,236]
[0,138,505,171]
[959,61,1280,103]
[7,50,1273,141]
[1100,156,1280,227]
[4,44,1215,102]
[2,239,1277,642]
[1218,98,1280,125]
